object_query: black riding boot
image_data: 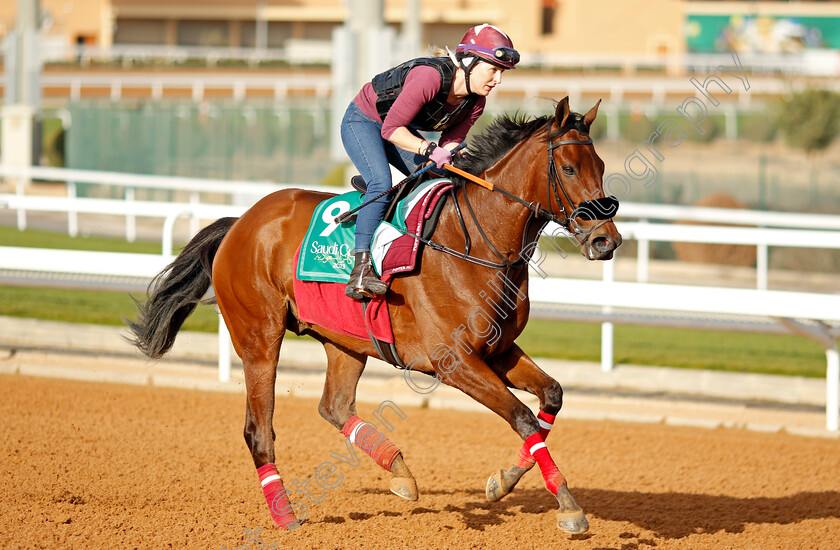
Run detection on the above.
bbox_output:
[345,251,387,299]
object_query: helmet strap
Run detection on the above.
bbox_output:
[447,46,481,95]
[458,55,478,95]
[462,64,473,95]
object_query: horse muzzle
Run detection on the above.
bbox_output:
[580,227,622,261]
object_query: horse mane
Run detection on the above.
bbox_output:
[453,107,590,176]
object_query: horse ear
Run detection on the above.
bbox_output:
[554,96,571,128]
[583,99,601,129]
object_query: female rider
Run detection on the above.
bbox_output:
[341,23,520,300]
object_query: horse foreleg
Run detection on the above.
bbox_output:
[318,342,418,501]
[485,344,563,502]
[441,356,587,535]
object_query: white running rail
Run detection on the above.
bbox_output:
[2,166,839,429]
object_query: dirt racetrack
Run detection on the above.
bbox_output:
[2,374,840,550]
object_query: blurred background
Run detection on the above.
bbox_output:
[1,0,838,210]
[0,1,839,385]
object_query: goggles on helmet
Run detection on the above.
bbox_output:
[457,44,520,67]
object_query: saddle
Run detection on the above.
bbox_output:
[347,170,443,225]
[350,175,367,193]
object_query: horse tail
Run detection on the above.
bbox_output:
[126,217,238,359]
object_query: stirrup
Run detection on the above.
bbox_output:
[345,251,386,299]
[345,283,365,300]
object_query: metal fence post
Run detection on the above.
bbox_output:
[601,258,615,373]
[827,344,839,432]
[67,180,78,237]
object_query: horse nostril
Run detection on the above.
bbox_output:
[592,236,613,252]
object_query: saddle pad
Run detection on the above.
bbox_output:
[292,244,394,343]
[296,180,452,283]
[291,179,453,345]
[296,190,363,283]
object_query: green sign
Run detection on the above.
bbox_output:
[686,14,840,53]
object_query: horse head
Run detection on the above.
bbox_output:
[461,97,622,263]
[546,97,622,260]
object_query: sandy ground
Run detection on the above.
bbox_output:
[1,374,839,550]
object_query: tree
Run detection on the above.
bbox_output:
[776,89,840,154]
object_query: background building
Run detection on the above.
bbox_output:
[1,0,838,63]
[0,0,838,215]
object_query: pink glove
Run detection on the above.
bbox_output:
[427,144,452,169]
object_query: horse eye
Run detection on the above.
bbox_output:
[562,165,577,176]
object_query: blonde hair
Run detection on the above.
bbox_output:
[428,44,463,67]
[428,45,447,58]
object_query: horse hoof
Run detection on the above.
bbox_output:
[556,510,589,534]
[389,476,419,501]
[485,469,510,502]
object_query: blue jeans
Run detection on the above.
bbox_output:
[340,102,424,252]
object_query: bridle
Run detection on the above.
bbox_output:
[405,120,619,270]
[543,122,619,232]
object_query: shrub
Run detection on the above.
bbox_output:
[587,115,607,141]
[621,112,656,144]
[776,89,840,154]
[320,163,349,187]
[42,125,66,167]
[739,113,778,143]
[686,114,722,143]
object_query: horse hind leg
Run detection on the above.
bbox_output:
[241,335,308,531]
[318,342,418,501]
[219,290,300,530]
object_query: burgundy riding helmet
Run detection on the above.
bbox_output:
[455,24,520,70]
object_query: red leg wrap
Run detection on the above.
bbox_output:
[516,441,536,469]
[340,415,401,472]
[515,410,556,468]
[537,410,556,439]
[525,433,566,495]
[257,464,299,530]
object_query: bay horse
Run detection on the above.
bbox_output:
[127,97,621,535]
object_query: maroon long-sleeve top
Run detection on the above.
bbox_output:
[353,64,485,148]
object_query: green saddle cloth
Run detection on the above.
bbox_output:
[297,179,449,283]
[296,191,363,283]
